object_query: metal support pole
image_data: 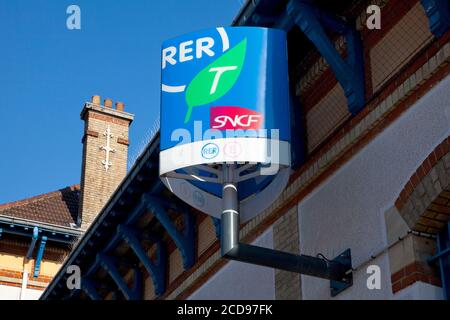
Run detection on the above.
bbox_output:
[220,165,353,296]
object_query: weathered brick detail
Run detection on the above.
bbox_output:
[197,217,217,257]
[87,111,131,127]
[169,249,184,284]
[85,130,99,138]
[395,137,450,233]
[391,261,441,293]
[143,275,156,300]
[117,137,130,146]
[385,206,441,294]
[369,2,432,91]
[273,206,301,300]
[78,100,134,230]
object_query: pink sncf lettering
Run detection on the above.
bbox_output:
[210,106,263,130]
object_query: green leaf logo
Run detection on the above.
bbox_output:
[184,38,247,123]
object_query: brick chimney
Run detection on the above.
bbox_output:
[78,95,134,230]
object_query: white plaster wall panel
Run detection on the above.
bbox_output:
[22,288,43,300]
[0,285,20,300]
[298,74,450,299]
[188,228,275,300]
[0,285,41,300]
[393,282,443,300]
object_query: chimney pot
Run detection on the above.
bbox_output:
[104,99,113,108]
[92,95,101,104]
[115,102,125,111]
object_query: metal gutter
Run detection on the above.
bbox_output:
[0,214,82,237]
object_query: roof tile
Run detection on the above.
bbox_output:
[0,185,80,228]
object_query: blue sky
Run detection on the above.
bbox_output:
[0,0,242,204]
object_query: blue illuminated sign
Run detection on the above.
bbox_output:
[159,27,292,222]
[160,27,291,154]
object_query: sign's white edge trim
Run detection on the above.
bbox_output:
[161,84,186,93]
[159,137,291,175]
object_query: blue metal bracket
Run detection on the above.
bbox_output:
[118,224,167,296]
[97,253,141,300]
[26,227,39,259]
[81,278,101,300]
[330,249,353,297]
[278,0,365,115]
[144,194,196,269]
[33,236,47,278]
[421,0,450,37]
[289,83,306,169]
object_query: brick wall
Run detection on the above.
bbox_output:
[197,217,218,257]
[369,2,432,91]
[391,261,441,293]
[0,237,66,291]
[169,249,184,284]
[298,0,432,157]
[396,137,450,233]
[385,202,442,295]
[305,84,349,152]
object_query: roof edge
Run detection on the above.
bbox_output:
[0,184,80,212]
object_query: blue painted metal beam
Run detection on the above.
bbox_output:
[132,267,142,299]
[84,259,100,279]
[81,278,101,300]
[102,230,125,254]
[144,194,196,269]
[278,0,365,115]
[436,221,450,300]
[289,81,306,169]
[118,224,167,296]
[33,236,47,278]
[97,253,141,300]
[251,14,277,26]
[26,227,39,259]
[63,287,81,300]
[421,0,450,37]
[212,217,221,240]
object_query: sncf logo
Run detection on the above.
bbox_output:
[210,106,263,130]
